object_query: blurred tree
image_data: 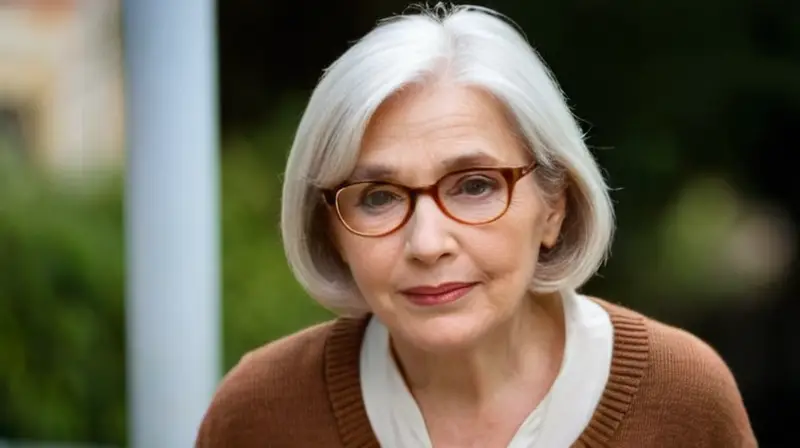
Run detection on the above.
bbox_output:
[0,151,125,443]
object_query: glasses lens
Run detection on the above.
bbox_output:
[336,182,409,235]
[438,169,510,223]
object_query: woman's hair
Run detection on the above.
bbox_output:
[281,3,614,316]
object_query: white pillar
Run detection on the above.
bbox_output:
[123,0,220,447]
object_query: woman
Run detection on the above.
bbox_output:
[197,4,756,447]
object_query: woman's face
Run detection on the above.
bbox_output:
[331,82,566,353]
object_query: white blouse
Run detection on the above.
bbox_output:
[359,291,613,448]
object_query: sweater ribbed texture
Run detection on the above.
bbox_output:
[196,299,757,447]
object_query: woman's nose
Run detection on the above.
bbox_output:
[404,196,458,265]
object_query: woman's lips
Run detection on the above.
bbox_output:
[400,282,477,306]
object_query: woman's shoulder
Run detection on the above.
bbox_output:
[226,318,337,382]
[196,317,366,447]
[593,298,757,447]
[603,299,743,391]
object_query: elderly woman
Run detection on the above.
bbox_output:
[197,4,756,447]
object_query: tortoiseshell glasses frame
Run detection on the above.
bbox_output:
[322,162,537,237]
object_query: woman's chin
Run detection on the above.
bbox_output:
[394,313,490,354]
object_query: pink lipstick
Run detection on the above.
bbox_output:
[401,282,476,306]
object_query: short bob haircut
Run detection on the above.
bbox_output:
[281,3,614,316]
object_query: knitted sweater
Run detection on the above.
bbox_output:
[196,299,757,447]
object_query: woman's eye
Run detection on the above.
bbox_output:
[457,176,497,196]
[361,189,399,208]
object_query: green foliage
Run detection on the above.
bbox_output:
[0,151,126,443]
[219,120,333,371]
[0,115,332,444]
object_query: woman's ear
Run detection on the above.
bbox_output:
[541,190,567,249]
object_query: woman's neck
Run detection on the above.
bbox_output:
[390,293,566,409]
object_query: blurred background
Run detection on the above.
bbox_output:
[0,0,798,446]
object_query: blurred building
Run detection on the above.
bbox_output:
[0,0,123,173]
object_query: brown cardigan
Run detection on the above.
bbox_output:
[196,299,757,447]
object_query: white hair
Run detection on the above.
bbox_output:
[281,3,615,316]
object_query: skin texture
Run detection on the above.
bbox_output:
[330,81,568,446]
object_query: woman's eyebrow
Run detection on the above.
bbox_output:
[348,164,396,183]
[439,151,502,171]
[348,150,503,182]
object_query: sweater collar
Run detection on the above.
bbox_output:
[324,298,649,448]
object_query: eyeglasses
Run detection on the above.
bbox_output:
[323,162,537,237]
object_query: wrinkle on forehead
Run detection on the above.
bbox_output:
[348,150,503,183]
[356,83,527,184]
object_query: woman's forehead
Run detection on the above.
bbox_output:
[347,84,528,183]
[361,84,520,148]
[349,150,504,183]
[363,83,513,141]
